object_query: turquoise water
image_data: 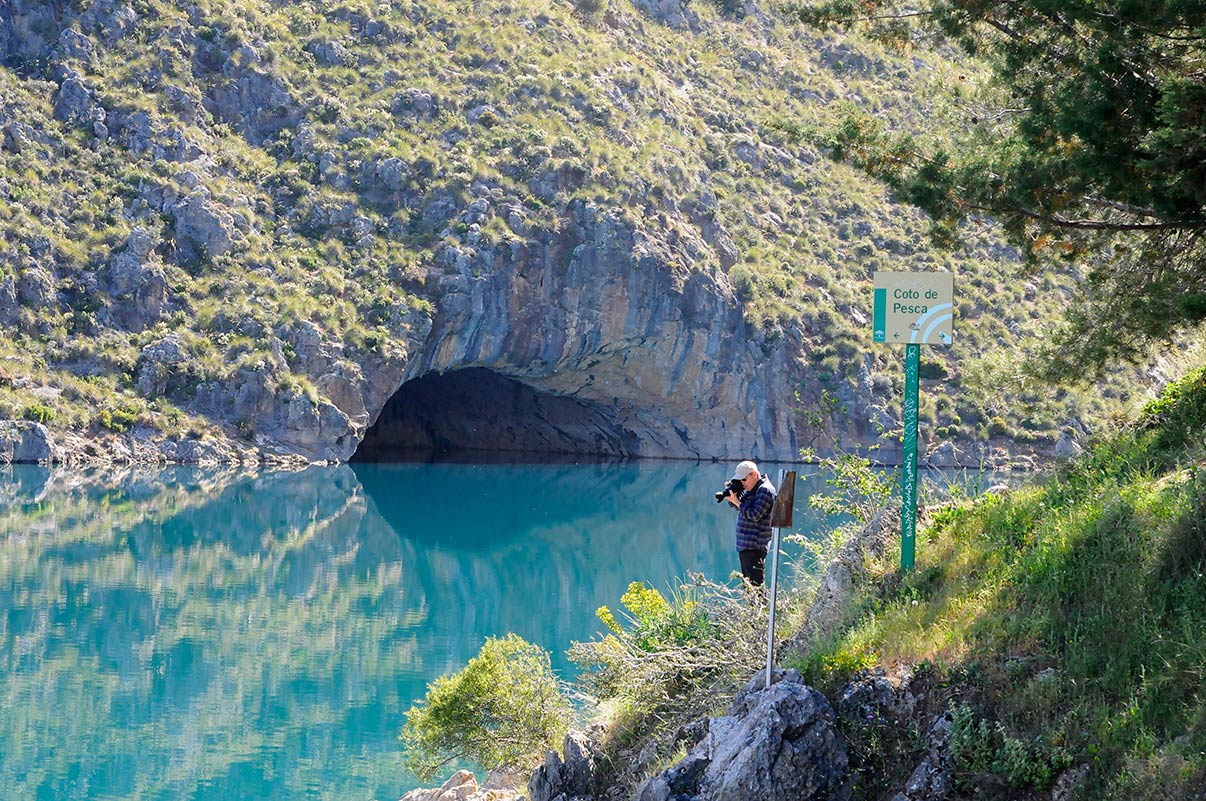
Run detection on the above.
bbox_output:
[0,461,844,801]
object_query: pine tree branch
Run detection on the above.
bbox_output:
[976,204,1206,232]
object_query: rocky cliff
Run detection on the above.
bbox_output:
[0,0,1147,465]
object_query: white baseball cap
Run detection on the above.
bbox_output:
[731,460,759,480]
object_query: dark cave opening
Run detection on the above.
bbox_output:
[351,368,639,462]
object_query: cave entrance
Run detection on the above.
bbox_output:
[351,368,639,462]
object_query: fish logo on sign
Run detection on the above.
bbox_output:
[909,303,954,345]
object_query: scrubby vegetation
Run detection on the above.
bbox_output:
[0,0,1172,454]
[569,578,779,788]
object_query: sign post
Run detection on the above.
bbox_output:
[871,272,953,572]
[902,343,920,571]
[765,470,796,688]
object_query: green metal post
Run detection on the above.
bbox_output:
[901,343,920,572]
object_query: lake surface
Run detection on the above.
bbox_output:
[1,460,859,801]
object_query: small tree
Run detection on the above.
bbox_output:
[800,447,896,526]
[400,634,572,782]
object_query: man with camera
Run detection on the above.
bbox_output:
[719,460,776,587]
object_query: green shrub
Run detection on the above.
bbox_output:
[595,581,714,652]
[800,448,895,525]
[947,703,996,774]
[22,404,55,424]
[918,358,948,380]
[400,634,571,782]
[993,732,1072,788]
[97,404,141,433]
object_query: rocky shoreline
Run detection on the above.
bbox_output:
[1,417,1062,472]
[0,419,309,467]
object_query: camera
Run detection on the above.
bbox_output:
[714,478,746,504]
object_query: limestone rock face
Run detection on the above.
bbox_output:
[171,192,236,264]
[634,670,852,801]
[0,0,1011,467]
[385,199,838,462]
[106,227,169,330]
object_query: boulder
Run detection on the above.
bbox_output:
[1054,431,1083,458]
[635,670,852,801]
[107,227,168,328]
[171,191,235,263]
[0,421,55,463]
[631,0,700,30]
[57,28,96,63]
[16,266,55,309]
[376,156,409,190]
[139,334,189,366]
[836,668,917,725]
[0,275,18,326]
[306,39,352,67]
[136,334,191,395]
[54,70,106,130]
[528,728,601,801]
[401,769,524,801]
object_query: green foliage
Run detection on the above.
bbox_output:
[992,731,1072,789]
[595,581,713,652]
[947,703,995,775]
[399,634,571,782]
[917,358,947,380]
[571,0,604,14]
[787,0,1206,375]
[788,632,876,694]
[1136,365,1206,460]
[947,703,1071,790]
[22,404,55,424]
[97,404,141,433]
[800,448,895,525]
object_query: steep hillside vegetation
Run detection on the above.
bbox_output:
[0,0,1172,462]
[792,366,1206,799]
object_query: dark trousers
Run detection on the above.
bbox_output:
[739,549,767,587]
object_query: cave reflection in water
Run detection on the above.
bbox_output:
[0,461,843,801]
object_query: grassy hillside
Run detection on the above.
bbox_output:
[791,365,1206,799]
[0,0,1175,458]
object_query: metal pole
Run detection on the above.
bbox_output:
[765,469,784,689]
[901,343,920,572]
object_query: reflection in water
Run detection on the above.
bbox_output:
[0,462,839,801]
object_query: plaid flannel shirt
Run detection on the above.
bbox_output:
[735,475,776,552]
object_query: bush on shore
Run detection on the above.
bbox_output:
[400,633,572,782]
